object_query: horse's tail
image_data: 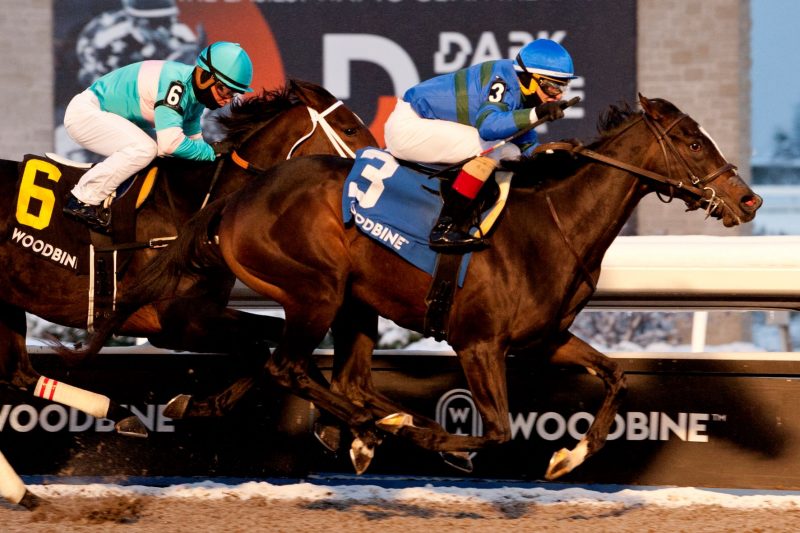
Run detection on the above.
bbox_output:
[55,200,229,366]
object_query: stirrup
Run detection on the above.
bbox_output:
[429,228,486,251]
[63,196,112,234]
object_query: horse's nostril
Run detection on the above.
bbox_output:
[742,195,762,210]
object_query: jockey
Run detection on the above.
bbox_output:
[384,38,576,250]
[62,41,254,233]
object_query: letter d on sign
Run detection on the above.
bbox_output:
[323,34,419,98]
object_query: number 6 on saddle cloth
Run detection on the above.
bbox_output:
[11,154,162,276]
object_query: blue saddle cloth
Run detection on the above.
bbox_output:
[342,147,470,285]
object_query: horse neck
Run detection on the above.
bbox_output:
[522,122,657,263]
[213,104,312,199]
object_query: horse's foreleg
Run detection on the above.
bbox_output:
[149,297,286,419]
[327,302,458,462]
[0,449,30,507]
[378,341,511,455]
[28,376,147,437]
[0,305,147,438]
[149,300,284,353]
[266,318,379,474]
[543,333,627,480]
[320,299,380,452]
[0,449,44,509]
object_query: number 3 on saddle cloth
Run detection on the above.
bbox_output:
[343,147,508,287]
[7,154,157,275]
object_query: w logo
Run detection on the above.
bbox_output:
[436,389,483,437]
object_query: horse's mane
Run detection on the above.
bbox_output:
[504,101,640,188]
[214,84,301,145]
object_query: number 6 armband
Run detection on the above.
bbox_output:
[155,81,186,115]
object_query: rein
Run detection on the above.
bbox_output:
[540,110,738,222]
[541,108,738,313]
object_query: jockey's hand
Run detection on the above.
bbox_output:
[212,141,234,157]
[534,100,569,122]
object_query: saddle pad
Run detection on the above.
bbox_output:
[7,155,153,274]
[9,155,93,273]
[342,147,470,284]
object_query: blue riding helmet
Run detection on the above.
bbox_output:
[514,39,577,81]
[196,41,254,93]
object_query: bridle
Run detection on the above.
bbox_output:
[286,101,357,158]
[543,109,738,219]
[201,99,359,209]
[229,99,357,175]
[543,107,741,303]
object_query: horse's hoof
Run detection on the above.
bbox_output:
[115,416,148,438]
[440,451,473,473]
[163,394,192,419]
[18,490,44,510]
[375,412,414,434]
[349,437,375,475]
[545,440,588,480]
[313,422,341,452]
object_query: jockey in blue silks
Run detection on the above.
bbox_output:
[62,41,254,233]
[384,38,577,250]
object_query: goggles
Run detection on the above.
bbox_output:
[213,80,242,100]
[533,75,568,98]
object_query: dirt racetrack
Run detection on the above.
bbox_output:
[2,493,800,532]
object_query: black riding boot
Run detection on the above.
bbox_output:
[63,194,112,234]
[429,192,483,251]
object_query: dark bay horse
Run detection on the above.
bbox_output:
[72,95,761,481]
[0,79,376,508]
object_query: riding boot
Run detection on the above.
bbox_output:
[429,155,497,251]
[429,192,483,250]
[63,194,112,234]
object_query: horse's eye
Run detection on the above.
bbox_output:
[689,141,701,152]
[344,128,358,136]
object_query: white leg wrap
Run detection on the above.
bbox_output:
[0,450,26,504]
[34,376,110,419]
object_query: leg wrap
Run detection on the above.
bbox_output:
[0,451,26,504]
[34,376,110,419]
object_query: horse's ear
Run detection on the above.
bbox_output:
[638,93,659,118]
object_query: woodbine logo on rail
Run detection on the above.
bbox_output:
[436,389,721,443]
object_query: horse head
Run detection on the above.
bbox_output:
[219,81,375,161]
[637,94,762,227]
[285,78,376,157]
[207,80,376,199]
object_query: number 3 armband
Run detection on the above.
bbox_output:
[156,81,186,115]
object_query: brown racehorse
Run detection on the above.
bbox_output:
[70,95,762,481]
[0,79,376,508]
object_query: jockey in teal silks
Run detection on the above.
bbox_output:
[384,38,577,250]
[62,41,254,233]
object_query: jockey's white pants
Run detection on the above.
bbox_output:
[383,100,521,165]
[64,90,157,205]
